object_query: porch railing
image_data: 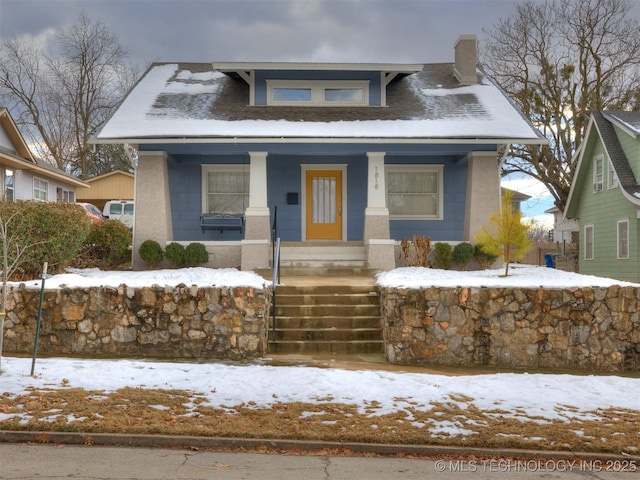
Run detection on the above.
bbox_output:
[271,206,281,342]
[271,237,281,342]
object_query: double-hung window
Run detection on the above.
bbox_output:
[201,165,249,214]
[584,225,594,260]
[56,187,75,203]
[2,168,13,201]
[385,165,443,219]
[617,219,629,259]
[33,177,48,202]
[608,160,619,189]
[593,155,604,192]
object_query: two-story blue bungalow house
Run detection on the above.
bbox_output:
[95,35,545,271]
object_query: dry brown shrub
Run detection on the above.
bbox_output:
[400,236,431,267]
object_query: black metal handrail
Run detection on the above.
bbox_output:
[271,206,280,284]
[271,237,281,342]
[271,206,281,342]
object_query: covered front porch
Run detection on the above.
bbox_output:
[131,148,500,272]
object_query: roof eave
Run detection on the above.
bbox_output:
[211,62,425,74]
[602,112,640,139]
[93,136,548,145]
[19,163,89,187]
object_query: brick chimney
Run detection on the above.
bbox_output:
[454,34,478,85]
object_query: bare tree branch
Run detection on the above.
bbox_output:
[0,13,137,178]
[482,0,640,211]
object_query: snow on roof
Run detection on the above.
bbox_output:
[97,63,544,142]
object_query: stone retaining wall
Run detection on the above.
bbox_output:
[3,284,270,360]
[381,285,640,371]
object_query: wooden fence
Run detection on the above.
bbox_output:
[521,241,578,272]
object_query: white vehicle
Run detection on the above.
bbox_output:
[103,200,134,229]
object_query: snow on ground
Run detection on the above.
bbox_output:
[10,264,640,290]
[376,264,640,289]
[1,356,640,432]
[2,265,640,435]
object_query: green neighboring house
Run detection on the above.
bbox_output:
[564,111,640,283]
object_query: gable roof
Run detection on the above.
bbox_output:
[95,62,546,145]
[0,107,36,165]
[0,107,88,188]
[564,110,640,218]
[603,111,640,137]
[595,112,639,194]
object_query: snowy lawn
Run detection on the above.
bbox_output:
[1,265,639,453]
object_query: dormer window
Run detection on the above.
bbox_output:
[267,80,369,106]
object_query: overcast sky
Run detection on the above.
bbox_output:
[0,0,527,68]
[2,0,639,223]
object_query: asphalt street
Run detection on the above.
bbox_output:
[0,443,636,479]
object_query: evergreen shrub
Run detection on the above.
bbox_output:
[0,200,90,278]
[433,242,453,270]
[184,242,208,266]
[452,242,475,270]
[165,242,186,267]
[139,239,164,268]
[84,219,132,268]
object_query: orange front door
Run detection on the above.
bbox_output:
[305,170,342,240]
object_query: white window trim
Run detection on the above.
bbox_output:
[593,154,604,192]
[56,187,76,203]
[584,224,594,260]
[266,79,369,106]
[608,159,619,189]
[1,167,14,201]
[33,177,49,202]
[201,164,250,214]
[617,219,629,259]
[385,164,444,220]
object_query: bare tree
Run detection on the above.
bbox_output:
[482,0,640,211]
[0,13,137,179]
[0,211,47,369]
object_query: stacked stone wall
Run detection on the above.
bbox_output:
[3,284,269,360]
[381,285,640,371]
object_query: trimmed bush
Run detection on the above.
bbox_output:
[83,220,132,268]
[139,239,164,268]
[0,200,91,278]
[452,242,475,270]
[184,242,208,266]
[474,243,498,269]
[433,242,453,270]
[165,242,186,267]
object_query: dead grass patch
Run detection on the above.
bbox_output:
[0,387,638,454]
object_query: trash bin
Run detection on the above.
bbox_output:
[544,254,556,268]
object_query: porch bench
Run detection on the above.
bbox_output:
[200,213,244,233]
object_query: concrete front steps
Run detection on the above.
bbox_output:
[278,242,367,269]
[268,283,383,355]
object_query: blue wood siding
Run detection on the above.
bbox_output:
[385,155,467,241]
[168,154,249,241]
[267,154,367,241]
[140,142,495,243]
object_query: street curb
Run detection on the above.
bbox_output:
[1,431,638,462]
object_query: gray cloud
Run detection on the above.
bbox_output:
[0,0,526,69]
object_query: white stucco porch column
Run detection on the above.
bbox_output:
[241,151,270,270]
[132,151,173,270]
[363,152,395,270]
[463,151,500,241]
